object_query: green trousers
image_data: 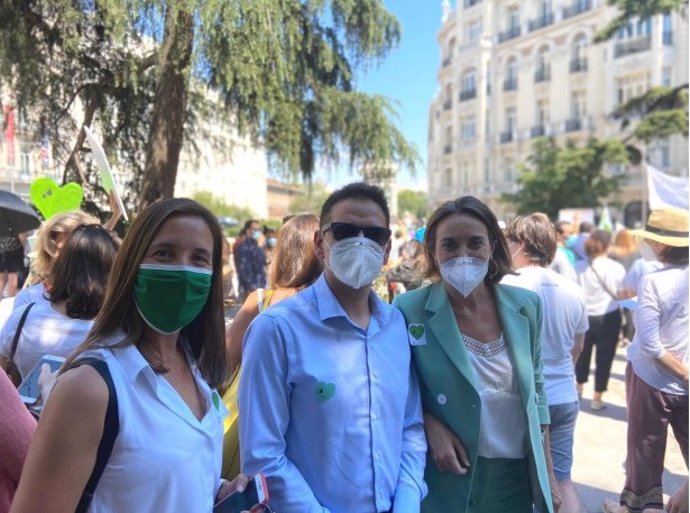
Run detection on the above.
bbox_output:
[467,457,532,513]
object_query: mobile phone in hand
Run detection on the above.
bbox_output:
[18,355,65,405]
[213,473,269,513]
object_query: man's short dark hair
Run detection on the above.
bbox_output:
[579,221,593,233]
[243,219,258,234]
[319,182,390,227]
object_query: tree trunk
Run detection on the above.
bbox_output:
[138,5,194,212]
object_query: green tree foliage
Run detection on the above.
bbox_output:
[192,191,256,222]
[288,182,331,217]
[502,138,628,219]
[595,0,688,158]
[397,189,428,219]
[595,0,688,42]
[0,1,418,213]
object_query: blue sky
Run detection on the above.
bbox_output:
[319,2,441,191]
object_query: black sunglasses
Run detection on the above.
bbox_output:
[322,222,392,246]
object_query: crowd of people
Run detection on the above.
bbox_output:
[0,182,687,513]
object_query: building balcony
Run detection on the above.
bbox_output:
[459,89,477,101]
[663,31,673,45]
[464,0,481,7]
[614,36,651,58]
[562,0,591,19]
[528,13,554,32]
[499,131,514,144]
[498,26,521,43]
[530,125,546,138]
[443,99,452,110]
[564,118,583,132]
[442,56,452,68]
[503,78,518,91]
[534,67,551,83]
[570,57,588,73]
[444,144,453,154]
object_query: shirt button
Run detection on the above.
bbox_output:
[437,393,447,405]
[372,412,378,420]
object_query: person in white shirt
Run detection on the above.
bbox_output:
[10,199,248,513]
[574,230,625,410]
[0,225,119,381]
[603,207,689,513]
[502,213,589,513]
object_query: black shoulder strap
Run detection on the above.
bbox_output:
[73,357,119,513]
[8,302,35,365]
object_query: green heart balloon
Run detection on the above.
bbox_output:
[30,177,83,219]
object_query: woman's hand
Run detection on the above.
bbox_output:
[216,474,249,503]
[423,412,470,475]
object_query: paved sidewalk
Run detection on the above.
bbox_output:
[572,347,687,513]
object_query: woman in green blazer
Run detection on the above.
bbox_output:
[393,196,557,513]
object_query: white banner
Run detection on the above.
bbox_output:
[647,164,689,210]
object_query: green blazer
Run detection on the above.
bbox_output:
[394,282,553,513]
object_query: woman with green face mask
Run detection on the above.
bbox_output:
[11,199,253,513]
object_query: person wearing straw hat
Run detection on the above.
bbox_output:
[603,207,689,513]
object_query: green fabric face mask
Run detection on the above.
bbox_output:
[134,264,213,334]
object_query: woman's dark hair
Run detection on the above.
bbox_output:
[584,229,611,258]
[658,245,689,266]
[64,199,228,388]
[423,196,513,284]
[269,214,322,288]
[48,225,119,319]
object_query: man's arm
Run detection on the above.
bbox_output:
[393,365,428,513]
[238,315,328,513]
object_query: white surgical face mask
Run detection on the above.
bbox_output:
[639,240,658,262]
[440,256,489,297]
[326,236,385,289]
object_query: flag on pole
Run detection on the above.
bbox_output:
[598,205,612,232]
[647,164,689,210]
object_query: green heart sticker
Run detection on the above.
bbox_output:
[409,324,425,340]
[315,382,336,403]
[30,177,83,219]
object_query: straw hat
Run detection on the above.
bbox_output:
[629,207,689,247]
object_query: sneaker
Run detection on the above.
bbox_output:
[591,399,607,411]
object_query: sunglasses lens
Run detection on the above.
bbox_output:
[330,223,390,245]
[331,223,360,241]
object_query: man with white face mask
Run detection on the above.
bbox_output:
[239,182,428,513]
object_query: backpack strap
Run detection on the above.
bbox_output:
[72,357,119,513]
[5,302,35,386]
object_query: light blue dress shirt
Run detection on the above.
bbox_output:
[239,274,427,513]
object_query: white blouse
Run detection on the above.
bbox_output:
[464,333,528,459]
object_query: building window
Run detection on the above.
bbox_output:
[20,152,31,177]
[659,139,671,168]
[444,168,453,187]
[662,13,673,44]
[535,45,550,82]
[461,116,476,140]
[662,67,672,87]
[460,68,477,100]
[506,107,517,135]
[571,91,585,119]
[468,19,482,43]
[571,33,588,72]
[504,57,518,90]
[508,8,520,31]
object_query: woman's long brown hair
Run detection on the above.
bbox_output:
[64,198,228,388]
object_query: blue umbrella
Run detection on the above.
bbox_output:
[0,190,41,237]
